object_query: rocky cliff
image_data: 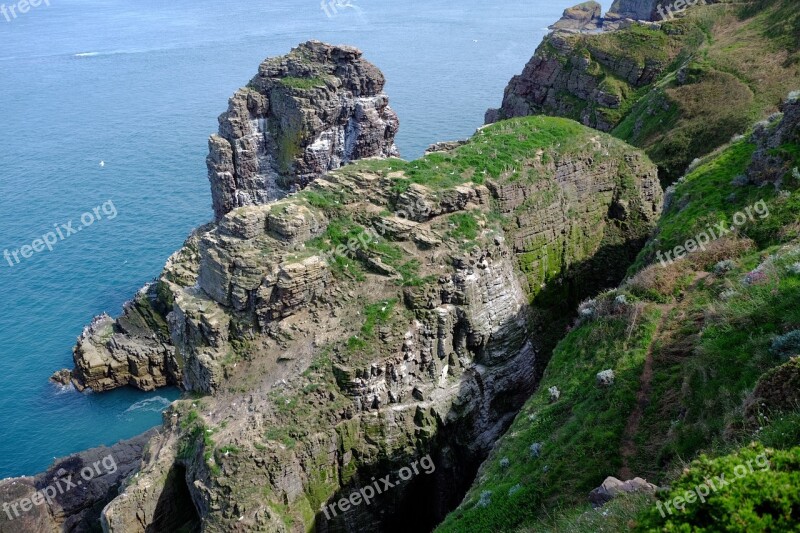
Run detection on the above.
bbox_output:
[488,0,800,183]
[605,0,662,22]
[0,431,157,533]
[65,42,400,394]
[57,95,661,531]
[437,91,800,533]
[208,40,399,219]
[485,12,691,132]
[549,1,603,33]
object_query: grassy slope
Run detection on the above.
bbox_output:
[607,0,800,184]
[437,110,800,532]
[436,299,663,533]
[565,0,800,184]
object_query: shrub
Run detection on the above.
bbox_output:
[686,237,756,271]
[743,268,769,286]
[637,444,800,532]
[713,259,736,274]
[477,491,492,508]
[771,330,800,359]
[625,261,695,303]
[744,357,800,422]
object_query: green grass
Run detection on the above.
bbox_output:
[306,218,381,279]
[446,212,480,241]
[637,444,800,532]
[632,139,800,272]
[526,493,654,533]
[436,302,661,533]
[638,246,800,475]
[373,116,596,191]
[264,427,298,449]
[278,76,327,90]
[358,299,397,338]
[587,23,674,67]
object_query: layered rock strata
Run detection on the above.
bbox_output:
[208,40,399,219]
[64,114,661,531]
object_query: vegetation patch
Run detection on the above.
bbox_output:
[436,301,661,533]
[278,76,327,90]
[637,444,800,532]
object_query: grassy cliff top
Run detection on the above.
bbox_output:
[437,100,800,533]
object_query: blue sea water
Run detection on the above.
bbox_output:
[0,0,576,478]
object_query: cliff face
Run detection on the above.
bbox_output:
[70,110,661,532]
[0,431,157,533]
[68,41,399,394]
[437,92,800,533]
[485,18,689,132]
[208,40,399,219]
[488,0,800,183]
[606,0,662,22]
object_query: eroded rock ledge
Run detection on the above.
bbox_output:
[0,430,157,533]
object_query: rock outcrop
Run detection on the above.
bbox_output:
[208,40,399,219]
[747,94,800,187]
[66,227,206,392]
[588,476,658,507]
[606,0,662,22]
[68,41,400,393]
[0,430,157,533]
[485,22,680,131]
[69,115,661,532]
[549,1,603,33]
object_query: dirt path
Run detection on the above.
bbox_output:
[618,304,672,480]
[618,272,708,479]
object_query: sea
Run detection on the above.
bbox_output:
[0,0,575,478]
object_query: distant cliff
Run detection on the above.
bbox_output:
[488,0,799,182]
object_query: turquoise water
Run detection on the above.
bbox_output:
[0,0,573,478]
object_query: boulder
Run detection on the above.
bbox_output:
[589,476,658,506]
[550,1,603,33]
